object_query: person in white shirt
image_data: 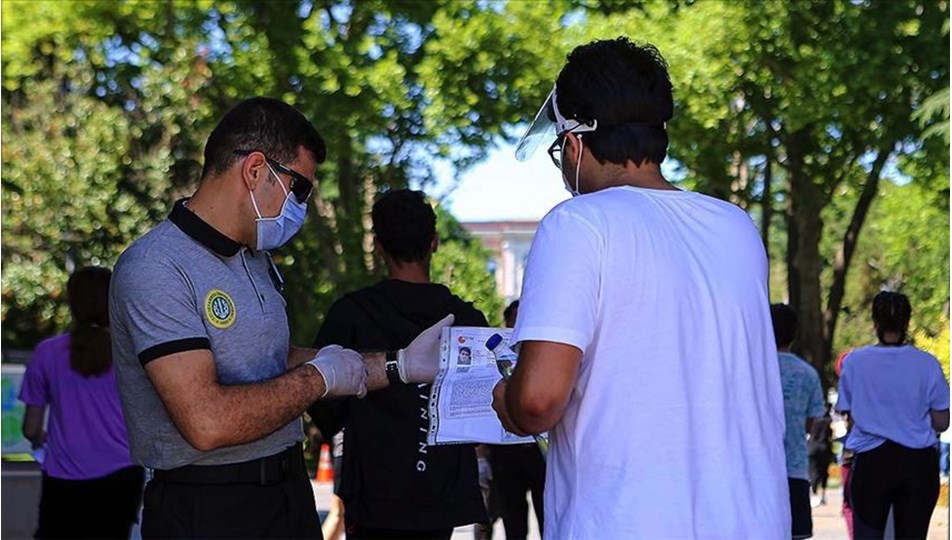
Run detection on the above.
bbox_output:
[836,291,950,540]
[490,36,789,539]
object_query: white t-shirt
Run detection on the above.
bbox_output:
[511,186,789,539]
[836,345,950,452]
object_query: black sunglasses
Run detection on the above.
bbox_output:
[234,150,314,204]
[547,133,566,169]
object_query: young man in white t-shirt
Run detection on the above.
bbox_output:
[491,37,790,539]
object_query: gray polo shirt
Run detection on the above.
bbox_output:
[109,199,302,470]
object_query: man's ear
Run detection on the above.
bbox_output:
[561,132,585,170]
[240,151,269,191]
[430,234,439,254]
[373,237,385,258]
[563,132,582,157]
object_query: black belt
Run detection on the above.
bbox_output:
[152,445,305,486]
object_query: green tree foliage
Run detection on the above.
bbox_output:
[581,0,949,384]
[831,177,950,355]
[2,1,216,345]
[2,0,946,382]
[2,0,572,346]
[915,322,950,384]
[913,19,950,144]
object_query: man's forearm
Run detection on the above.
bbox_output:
[506,386,560,435]
[362,351,390,391]
[288,346,317,369]
[293,345,390,391]
[931,409,950,432]
[177,364,327,451]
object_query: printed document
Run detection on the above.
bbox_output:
[427,326,544,446]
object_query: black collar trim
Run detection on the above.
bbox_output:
[169,198,242,258]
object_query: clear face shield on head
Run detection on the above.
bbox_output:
[514,85,598,196]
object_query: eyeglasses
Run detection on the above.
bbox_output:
[234,150,314,204]
[547,134,566,169]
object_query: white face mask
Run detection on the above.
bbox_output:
[560,134,585,197]
[249,164,308,251]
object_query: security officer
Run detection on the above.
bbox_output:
[110,97,451,538]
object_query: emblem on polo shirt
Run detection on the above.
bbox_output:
[204,289,236,329]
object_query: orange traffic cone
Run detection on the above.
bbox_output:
[316,443,334,483]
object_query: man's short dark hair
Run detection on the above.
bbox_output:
[201,97,326,179]
[770,304,798,348]
[372,189,437,264]
[555,36,673,166]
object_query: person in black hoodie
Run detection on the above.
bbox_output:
[308,189,487,539]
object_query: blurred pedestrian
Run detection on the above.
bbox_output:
[809,404,834,507]
[308,189,486,539]
[473,444,499,540]
[487,300,545,540]
[19,267,145,539]
[835,349,855,537]
[322,431,346,540]
[771,304,825,539]
[836,291,950,539]
[491,37,789,538]
[939,428,950,480]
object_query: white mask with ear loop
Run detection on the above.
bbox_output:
[559,132,586,197]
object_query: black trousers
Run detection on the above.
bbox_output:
[850,440,939,540]
[809,451,833,492]
[489,444,545,540]
[143,447,321,539]
[788,478,813,539]
[346,526,452,540]
[36,465,145,539]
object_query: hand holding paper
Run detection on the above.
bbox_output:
[487,334,549,457]
[426,326,545,448]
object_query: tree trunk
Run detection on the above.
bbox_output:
[786,132,827,378]
[761,157,773,259]
[822,149,891,384]
[785,188,800,310]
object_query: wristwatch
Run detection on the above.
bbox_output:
[385,350,402,386]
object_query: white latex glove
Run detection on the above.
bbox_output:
[397,314,455,383]
[306,345,368,398]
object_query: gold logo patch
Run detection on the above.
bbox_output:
[204,289,236,329]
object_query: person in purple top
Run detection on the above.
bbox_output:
[836,291,950,540]
[19,267,144,539]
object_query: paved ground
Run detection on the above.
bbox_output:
[312,479,948,540]
[4,461,946,539]
[812,480,949,540]
[310,480,540,540]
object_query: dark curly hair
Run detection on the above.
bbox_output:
[770,304,798,348]
[555,36,673,166]
[872,291,912,345]
[372,189,437,263]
